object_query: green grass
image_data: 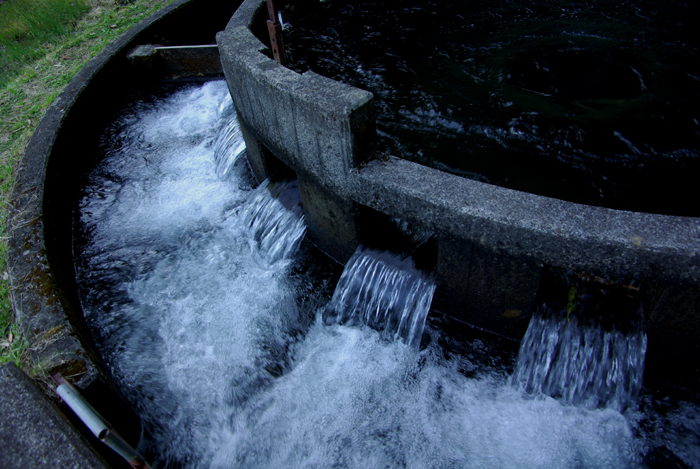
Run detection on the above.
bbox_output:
[0,247,27,367]
[0,0,176,370]
[0,0,91,88]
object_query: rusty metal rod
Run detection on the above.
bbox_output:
[265,0,288,65]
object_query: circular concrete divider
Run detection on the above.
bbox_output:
[217,0,700,390]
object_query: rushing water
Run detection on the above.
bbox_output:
[284,0,700,215]
[242,178,306,264]
[512,311,647,413]
[213,111,246,180]
[74,81,699,468]
[325,246,436,348]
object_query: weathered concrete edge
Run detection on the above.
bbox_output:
[220,0,699,388]
[6,0,196,386]
[217,2,374,189]
[218,0,700,286]
[0,362,108,468]
[355,157,700,285]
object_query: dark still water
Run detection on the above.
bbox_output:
[284,0,700,215]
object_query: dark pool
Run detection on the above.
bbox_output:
[284,0,700,216]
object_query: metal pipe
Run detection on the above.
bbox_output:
[53,373,151,469]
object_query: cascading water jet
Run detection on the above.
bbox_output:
[325,246,436,348]
[213,114,246,180]
[242,178,306,265]
[512,270,647,412]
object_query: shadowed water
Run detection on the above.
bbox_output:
[284,0,700,215]
[73,81,699,468]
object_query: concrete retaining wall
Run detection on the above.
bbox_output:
[217,0,700,389]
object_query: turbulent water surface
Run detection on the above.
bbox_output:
[74,81,699,468]
[284,0,700,215]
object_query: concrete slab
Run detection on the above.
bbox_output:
[0,362,107,468]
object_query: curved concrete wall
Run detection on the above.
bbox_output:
[217,0,700,388]
[7,0,241,453]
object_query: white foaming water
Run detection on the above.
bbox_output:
[241,179,306,265]
[77,81,307,465]
[209,322,637,469]
[214,115,246,180]
[512,311,647,413]
[326,246,436,348]
[75,80,696,468]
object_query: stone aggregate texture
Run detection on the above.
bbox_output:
[0,363,107,468]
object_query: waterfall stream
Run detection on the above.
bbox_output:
[213,112,246,180]
[512,311,647,412]
[242,178,306,265]
[73,80,699,468]
[326,246,436,348]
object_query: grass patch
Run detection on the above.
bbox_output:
[0,256,27,366]
[0,0,92,89]
[0,0,176,370]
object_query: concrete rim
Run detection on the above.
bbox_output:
[217,0,700,389]
[6,0,213,388]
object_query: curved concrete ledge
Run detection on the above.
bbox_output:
[6,0,241,456]
[218,0,700,388]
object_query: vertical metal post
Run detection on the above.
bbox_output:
[265,0,288,65]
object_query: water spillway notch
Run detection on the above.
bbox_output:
[512,267,647,413]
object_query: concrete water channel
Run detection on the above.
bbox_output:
[3,0,700,466]
[217,0,700,391]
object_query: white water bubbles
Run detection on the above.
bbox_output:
[208,320,640,469]
[75,80,310,466]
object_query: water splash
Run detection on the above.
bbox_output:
[75,80,698,468]
[242,179,306,265]
[326,247,436,347]
[213,115,246,180]
[511,307,647,412]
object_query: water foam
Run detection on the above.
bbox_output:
[77,81,308,464]
[208,322,639,469]
[75,80,697,468]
